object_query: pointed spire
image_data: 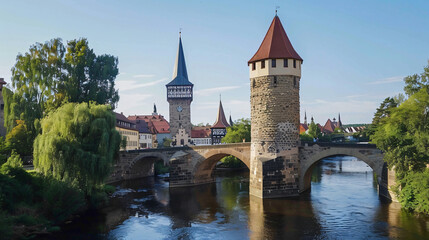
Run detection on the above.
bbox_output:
[229,113,234,127]
[311,116,314,123]
[304,111,307,125]
[249,15,302,64]
[167,34,193,86]
[212,100,230,128]
[338,113,342,127]
[153,103,157,114]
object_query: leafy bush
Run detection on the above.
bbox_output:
[41,178,85,223]
[2,150,22,169]
[398,170,429,214]
[300,133,313,142]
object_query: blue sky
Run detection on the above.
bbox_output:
[1,0,428,124]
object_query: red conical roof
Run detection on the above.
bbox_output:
[248,16,302,64]
[211,100,230,129]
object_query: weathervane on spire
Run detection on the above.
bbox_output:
[179,28,182,37]
[275,6,280,15]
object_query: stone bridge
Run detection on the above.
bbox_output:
[110,142,394,200]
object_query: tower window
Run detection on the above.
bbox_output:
[284,59,288,67]
[252,62,256,70]
[273,76,277,87]
[293,59,296,68]
[294,77,297,88]
[261,60,265,69]
[272,59,276,68]
[252,79,255,88]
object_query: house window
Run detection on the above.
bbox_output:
[252,62,256,70]
[284,58,288,67]
[272,59,276,68]
[293,59,296,68]
[261,60,265,69]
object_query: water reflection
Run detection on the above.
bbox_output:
[54,156,429,240]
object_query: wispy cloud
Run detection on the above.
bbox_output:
[368,76,404,85]
[194,86,241,96]
[117,78,168,91]
[133,74,155,78]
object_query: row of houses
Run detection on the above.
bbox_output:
[299,112,367,135]
[115,101,233,151]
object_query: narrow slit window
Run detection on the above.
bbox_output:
[284,58,288,67]
[294,77,297,87]
[261,60,265,69]
[252,62,256,70]
[293,59,296,68]
[272,59,276,68]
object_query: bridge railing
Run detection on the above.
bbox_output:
[300,141,377,149]
[119,142,252,154]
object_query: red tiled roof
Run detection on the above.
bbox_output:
[211,100,230,129]
[323,119,336,133]
[128,114,170,134]
[191,128,211,138]
[249,16,302,64]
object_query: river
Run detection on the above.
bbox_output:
[54,156,428,239]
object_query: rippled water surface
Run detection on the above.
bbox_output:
[55,156,429,239]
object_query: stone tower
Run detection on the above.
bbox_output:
[0,78,6,137]
[166,34,193,146]
[248,15,303,198]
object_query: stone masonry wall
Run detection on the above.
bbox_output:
[169,99,192,144]
[250,74,301,198]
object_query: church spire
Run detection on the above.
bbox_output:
[167,34,193,86]
[304,111,307,125]
[212,99,230,128]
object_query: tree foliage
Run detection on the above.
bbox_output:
[371,88,429,179]
[6,38,120,148]
[403,60,429,96]
[308,120,321,139]
[5,120,32,156]
[222,118,251,143]
[33,102,120,195]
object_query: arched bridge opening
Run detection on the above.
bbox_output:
[299,146,385,197]
[125,153,169,180]
[193,152,250,185]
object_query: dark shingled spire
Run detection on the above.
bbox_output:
[167,35,193,86]
[212,100,230,129]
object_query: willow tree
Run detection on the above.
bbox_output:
[33,102,120,195]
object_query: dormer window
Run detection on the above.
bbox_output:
[284,58,288,67]
[293,59,296,68]
[272,59,276,68]
[261,60,265,69]
[252,62,256,71]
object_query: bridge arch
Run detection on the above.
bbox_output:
[193,148,250,184]
[300,147,384,193]
[125,152,170,180]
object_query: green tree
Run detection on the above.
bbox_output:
[33,102,121,196]
[222,118,251,143]
[371,88,429,180]
[5,120,32,156]
[403,60,429,96]
[7,38,120,149]
[308,121,321,139]
[367,97,399,137]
